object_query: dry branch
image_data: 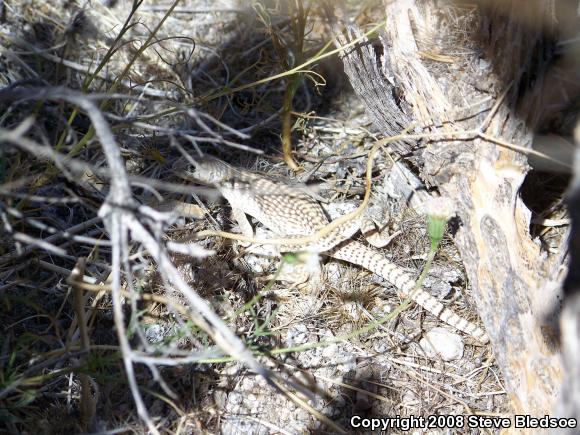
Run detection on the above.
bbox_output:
[0,86,274,433]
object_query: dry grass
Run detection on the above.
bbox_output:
[0,1,509,433]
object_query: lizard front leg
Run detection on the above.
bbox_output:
[231,206,254,247]
[246,238,320,288]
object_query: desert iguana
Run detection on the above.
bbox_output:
[191,156,489,344]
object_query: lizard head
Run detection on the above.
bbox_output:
[189,155,234,184]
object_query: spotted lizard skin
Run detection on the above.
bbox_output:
[192,156,489,343]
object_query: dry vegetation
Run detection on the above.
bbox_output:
[8,0,574,433]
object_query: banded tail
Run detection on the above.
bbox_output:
[328,241,489,344]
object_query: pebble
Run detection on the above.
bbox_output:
[419,327,464,361]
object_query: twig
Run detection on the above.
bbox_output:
[70,258,97,428]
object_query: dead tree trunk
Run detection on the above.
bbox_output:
[335,0,580,421]
[557,124,580,428]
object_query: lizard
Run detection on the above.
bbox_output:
[190,155,489,344]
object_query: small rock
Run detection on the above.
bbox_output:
[420,328,464,361]
[213,390,227,409]
[322,343,339,359]
[227,391,243,405]
[292,295,324,317]
[324,262,343,284]
[373,340,389,353]
[286,324,310,347]
[402,389,418,407]
[144,324,165,344]
[423,265,463,299]
[341,301,360,320]
[322,201,358,220]
[242,228,279,273]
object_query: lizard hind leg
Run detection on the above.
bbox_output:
[285,250,323,284]
[360,217,401,248]
[263,251,323,289]
[360,205,398,249]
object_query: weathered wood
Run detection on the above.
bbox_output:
[336,0,572,422]
[557,124,580,430]
[334,26,412,155]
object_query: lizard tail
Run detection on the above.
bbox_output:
[328,241,489,344]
